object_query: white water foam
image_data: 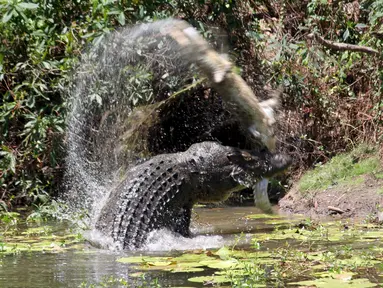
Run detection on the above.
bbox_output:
[83,226,236,252]
[141,229,226,252]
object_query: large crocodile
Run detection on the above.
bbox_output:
[96,141,291,250]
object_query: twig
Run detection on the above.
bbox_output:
[328,206,346,214]
[261,0,279,18]
[335,194,345,203]
[308,33,380,56]
[166,78,206,101]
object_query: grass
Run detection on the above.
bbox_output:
[298,144,382,193]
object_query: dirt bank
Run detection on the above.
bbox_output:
[279,174,383,221]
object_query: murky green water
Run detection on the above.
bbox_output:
[0,207,382,287]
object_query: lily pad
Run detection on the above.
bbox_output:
[129,272,145,278]
[200,259,241,269]
[188,274,229,284]
[338,257,381,267]
[117,252,217,272]
[213,246,272,260]
[172,252,216,263]
[290,277,376,288]
[313,271,355,279]
[167,267,205,273]
[169,261,204,269]
[116,256,171,264]
[146,260,174,266]
[215,246,232,259]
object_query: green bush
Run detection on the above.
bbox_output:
[0,1,142,207]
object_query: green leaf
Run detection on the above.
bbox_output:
[42,62,51,69]
[54,125,64,133]
[343,29,350,41]
[117,12,125,25]
[0,147,16,174]
[355,23,368,29]
[18,2,39,9]
[0,201,7,212]
[2,10,13,23]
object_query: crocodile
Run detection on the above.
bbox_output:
[96,141,291,250]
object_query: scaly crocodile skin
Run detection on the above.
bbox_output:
[96,141,290,250]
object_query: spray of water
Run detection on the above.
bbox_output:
[63,20,200,223]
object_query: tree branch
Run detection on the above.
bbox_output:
[308,33,380,56]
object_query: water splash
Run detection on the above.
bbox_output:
[62,20,199,233]
[141,229,226,251]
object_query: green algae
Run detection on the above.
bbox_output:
[21,226,53,235]
[245,213,282,219]
[0,234,83,254]
[0,221,85,254]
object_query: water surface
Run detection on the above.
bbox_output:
[0,206,382,288]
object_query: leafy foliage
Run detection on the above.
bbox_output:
[259,0,383,170]
[0,0,261,208]
[0,0,169,207]
[1,0,382,209]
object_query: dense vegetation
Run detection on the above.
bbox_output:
[0,0,382,210]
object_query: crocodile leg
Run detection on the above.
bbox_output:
[172,205,193,237]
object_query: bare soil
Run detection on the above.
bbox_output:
[279,174,383,221]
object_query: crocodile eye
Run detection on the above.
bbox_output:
[241,151,253,161]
